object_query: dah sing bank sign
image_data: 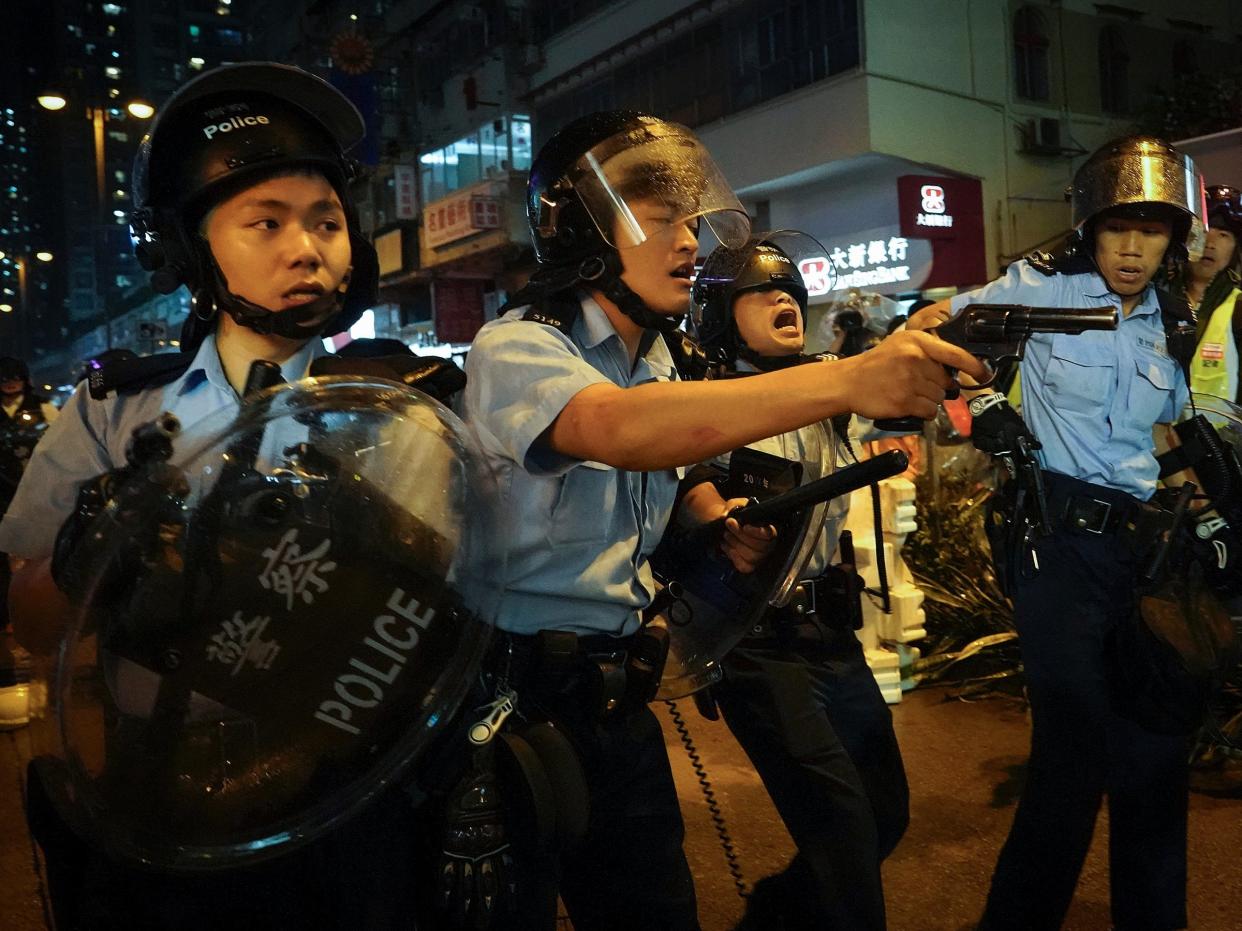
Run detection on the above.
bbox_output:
[896,175,986,288]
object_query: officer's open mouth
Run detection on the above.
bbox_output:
[282,283,327,305]
[774,309,799,330]
[1114,265,1144,281]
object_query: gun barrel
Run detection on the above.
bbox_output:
[1016,307,1118,333]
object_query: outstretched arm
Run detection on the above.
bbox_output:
[546,330,987,471]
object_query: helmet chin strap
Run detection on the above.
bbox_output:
[209,259,346,341]
[736,340,805,371]
[589,250,685,334]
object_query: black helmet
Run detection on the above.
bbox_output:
[693,232,821,367]
[514,110,749,332]
[1068,135,1206,264]
[1206,184,1242,237]
[130,62,379,348]
[0,356,30,386]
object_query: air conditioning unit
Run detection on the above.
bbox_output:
[1023,117,1064,155]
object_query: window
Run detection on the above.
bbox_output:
[1098,26,1129,113]
[534,0,858,136]
[1013,6,1050,101]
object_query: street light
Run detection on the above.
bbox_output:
[38,91,154,348]
[36,93,67,112]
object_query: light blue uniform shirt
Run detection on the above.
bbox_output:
[0,332,325,559]
[950,260,1189,500]
[463,293,682,636]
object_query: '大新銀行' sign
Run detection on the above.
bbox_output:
[797,229,932,297]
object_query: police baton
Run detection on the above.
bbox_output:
[728,449,909,526]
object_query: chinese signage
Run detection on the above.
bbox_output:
[897,175,986,287]
[423,189,503,249]
[797,227,933,298]
[393,164,417,220]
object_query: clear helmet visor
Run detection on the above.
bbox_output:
[568,119,750,251]
[32,377,502,870]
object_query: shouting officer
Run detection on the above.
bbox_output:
[0,62,447,930]
[914,136,1205,930]
[679,233,909,930]
[461,112,985,930]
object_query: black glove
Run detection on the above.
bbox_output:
[52,415,187,602]
[969,394,1040,458]
[438,749,516,929]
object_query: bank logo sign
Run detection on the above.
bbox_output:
[916,184,953,228]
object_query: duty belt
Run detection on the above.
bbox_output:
[1041,471,1140,536]
[749,571,861,638]
[498,627,669,717]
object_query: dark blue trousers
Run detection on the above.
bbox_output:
[982,478,1190,931]
[715,619,910,930]
[512,698,699,931]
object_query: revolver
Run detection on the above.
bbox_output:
[874,303,1118,433]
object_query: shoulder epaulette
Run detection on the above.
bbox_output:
[310,354,466,403]
[1024,251,1057,276]
[88,352,196,400]
[522,291,582,336]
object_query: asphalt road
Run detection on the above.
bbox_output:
[2,685,1238,930]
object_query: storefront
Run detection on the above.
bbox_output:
[736,156,988,349]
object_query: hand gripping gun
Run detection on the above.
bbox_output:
[873,303,1119,434]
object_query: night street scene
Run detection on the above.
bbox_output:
[1,1,1241,929]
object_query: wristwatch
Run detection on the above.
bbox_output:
[968,393,1008,417]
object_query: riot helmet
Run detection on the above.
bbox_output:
[693,231,823,367]
[0,356,30,391]
[1206,184,1242,237]
[130,62,379,348]
[1068,135,1206,264]
[518,110,749,332]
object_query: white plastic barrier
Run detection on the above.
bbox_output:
[841,474,926,704]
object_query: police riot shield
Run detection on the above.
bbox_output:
[1115,393,1242,734]
[648,425,835,700]
[33,376,502,870]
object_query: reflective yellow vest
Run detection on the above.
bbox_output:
[1190,287,1240,402]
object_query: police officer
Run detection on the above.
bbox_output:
[0,62,439,930]
[0,356,55,717]
[1,357,55,587]
[914,136,1204,930]
[1172,183,1241,402]
[461,112,985,930]
[680,235,908,930]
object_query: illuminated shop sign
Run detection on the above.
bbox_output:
[914,184,953,229]
[798,236,914,295]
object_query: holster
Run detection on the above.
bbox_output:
[521,627,670,720]
[983,484,1024,598]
